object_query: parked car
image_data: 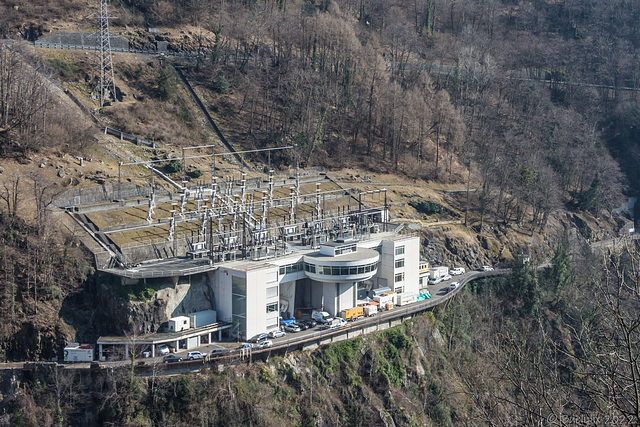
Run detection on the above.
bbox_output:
[428,277,444,285]
[187,351,206,360]
[449,282,459,291]
[284,324,301,333]
[441,274,452,281]
[140,349,151,358]
[298,322,310,331]
[248,333,269,343]
[268,330,286,339]
[256,340,273,349]
[300,319,317,329]
[481,265,494,271]
[450,267,465,275]
[238,343,254,350]
[163,354,183,363]
[158,344,170,355]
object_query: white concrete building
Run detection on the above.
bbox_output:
[211,233,421,339]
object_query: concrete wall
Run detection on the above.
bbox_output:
[212,269,233,326]
[318,282,355,316]
[38,33,129,49]
[337,282,355,313]
[322,282,337,316]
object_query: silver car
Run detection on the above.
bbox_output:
[268,330,286,338]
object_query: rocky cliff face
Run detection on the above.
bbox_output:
[61,272,217,341]
[418,208,623,271]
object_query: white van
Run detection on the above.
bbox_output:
[450,267,465,275]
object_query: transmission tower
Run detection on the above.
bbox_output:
[90,0,116,107]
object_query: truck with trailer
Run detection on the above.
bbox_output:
[64,344,95,362]
[340,306,364,321]
[396,292,417,306]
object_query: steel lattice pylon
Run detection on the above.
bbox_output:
[90,0,116,107]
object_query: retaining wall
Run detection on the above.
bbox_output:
[37,33,129,50]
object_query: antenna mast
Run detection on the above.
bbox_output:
[91,0,116,107]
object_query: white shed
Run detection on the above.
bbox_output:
[168,316,190,332]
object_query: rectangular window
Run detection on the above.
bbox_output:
[349,266,358,275]
[340,266,350,275]
[395,258,405,269]
[232,275,247,337]
[266,286,278,299]
[232,276,246,295]
[395,286,404,294]
[395,246,405,256]
[266,302,278,313]
[266,271,278,283]
[395,272,404,283]
[279,266,285,275]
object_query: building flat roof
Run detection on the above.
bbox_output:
[102,258,216,279]
[304,247,380,262]
[97,322,232,345]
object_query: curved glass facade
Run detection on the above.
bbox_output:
[304,261,378,276]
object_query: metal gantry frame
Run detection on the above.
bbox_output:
[112,145,388,267]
